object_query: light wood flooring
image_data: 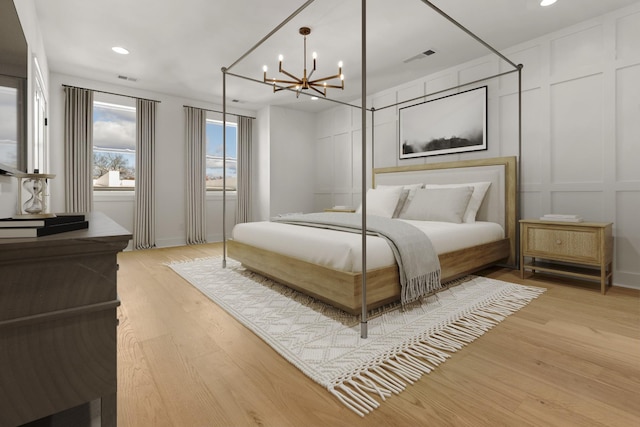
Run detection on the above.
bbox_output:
[116,243,640,427]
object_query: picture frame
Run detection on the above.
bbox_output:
[399,86,487,159]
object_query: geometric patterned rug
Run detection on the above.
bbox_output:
[167,257,545,416]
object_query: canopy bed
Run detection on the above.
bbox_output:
[220,0,523,337]
[228,156,516,314]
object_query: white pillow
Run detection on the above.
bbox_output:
[355,186,404,218]
[424,182,491,223]
[399,186,474,223]
[376,183,423,217]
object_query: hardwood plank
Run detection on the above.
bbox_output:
[116,303,173,427]
[116,243,640,427]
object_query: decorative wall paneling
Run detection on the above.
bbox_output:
[312,3,640,289]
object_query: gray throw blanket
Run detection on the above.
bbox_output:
[272,212,441,305]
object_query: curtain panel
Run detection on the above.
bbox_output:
[63,86,94,212]
[184,106,207,244]
[133,99,157,249]
[236,116,253,224]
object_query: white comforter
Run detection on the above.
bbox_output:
[231,219,504,273]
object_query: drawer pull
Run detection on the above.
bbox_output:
[556,239,562,245]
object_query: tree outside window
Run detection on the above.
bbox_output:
[93,101,136,189]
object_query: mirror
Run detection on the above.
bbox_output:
[0,0,28,172]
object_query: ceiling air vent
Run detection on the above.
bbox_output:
[403,49,436,63]
[117,75,137,82]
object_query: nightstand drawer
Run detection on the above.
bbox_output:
[524,227,600,263]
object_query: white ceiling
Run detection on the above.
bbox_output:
[34,0,639,112]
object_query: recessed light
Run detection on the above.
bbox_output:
[112,46,130,55]
[540,0,557,6]
[311,96,318,101]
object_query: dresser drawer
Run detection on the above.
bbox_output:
[523,226,600,263]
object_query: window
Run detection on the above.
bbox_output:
[0,76,25,171]
[93,100,136,189]
[206,119,237,191]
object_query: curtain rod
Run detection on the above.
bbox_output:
[183,105,255,120]
[62,84,161,103]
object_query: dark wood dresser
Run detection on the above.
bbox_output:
[0,212,131,427]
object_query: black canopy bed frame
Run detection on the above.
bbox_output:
[220,0,523,338]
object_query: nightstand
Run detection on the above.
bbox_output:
[520,219,613,294]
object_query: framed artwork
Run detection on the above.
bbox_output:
[399,86,487,159]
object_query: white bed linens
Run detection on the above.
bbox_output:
[231,219,504,273]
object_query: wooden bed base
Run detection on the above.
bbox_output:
[227,238,510,314]
[227,156,517,314]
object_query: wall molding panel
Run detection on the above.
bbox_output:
[312,3,640,289]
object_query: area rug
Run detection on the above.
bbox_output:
[167,257,545,416]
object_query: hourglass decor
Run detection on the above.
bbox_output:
[15,171,56,218]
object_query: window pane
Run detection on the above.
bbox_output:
[206,120,237,190]
[0,85,18,169]
[93,101,136,188]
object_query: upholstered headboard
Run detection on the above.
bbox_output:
[373,156,517,265]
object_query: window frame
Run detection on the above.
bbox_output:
[0,75,26,172]
[92,96,137,191]
[205,117,238,192]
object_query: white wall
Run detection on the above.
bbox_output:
[47,73,254,247]
[269,106,316,217]
[314,103,375,212]
[313,3,640,290]
[253,107,271,221]
[251,105,316,221]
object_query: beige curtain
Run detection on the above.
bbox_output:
[236,116,253,223]
[63,86,94,212]
[133,99,157,249]
[184,106,207,244]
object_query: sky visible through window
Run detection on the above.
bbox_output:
[91,104,237,189]
[206,119,237,190]
[93,101,136,187]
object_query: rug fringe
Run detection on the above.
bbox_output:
[328,285,545,416]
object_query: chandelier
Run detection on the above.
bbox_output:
[263,27,344,98]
